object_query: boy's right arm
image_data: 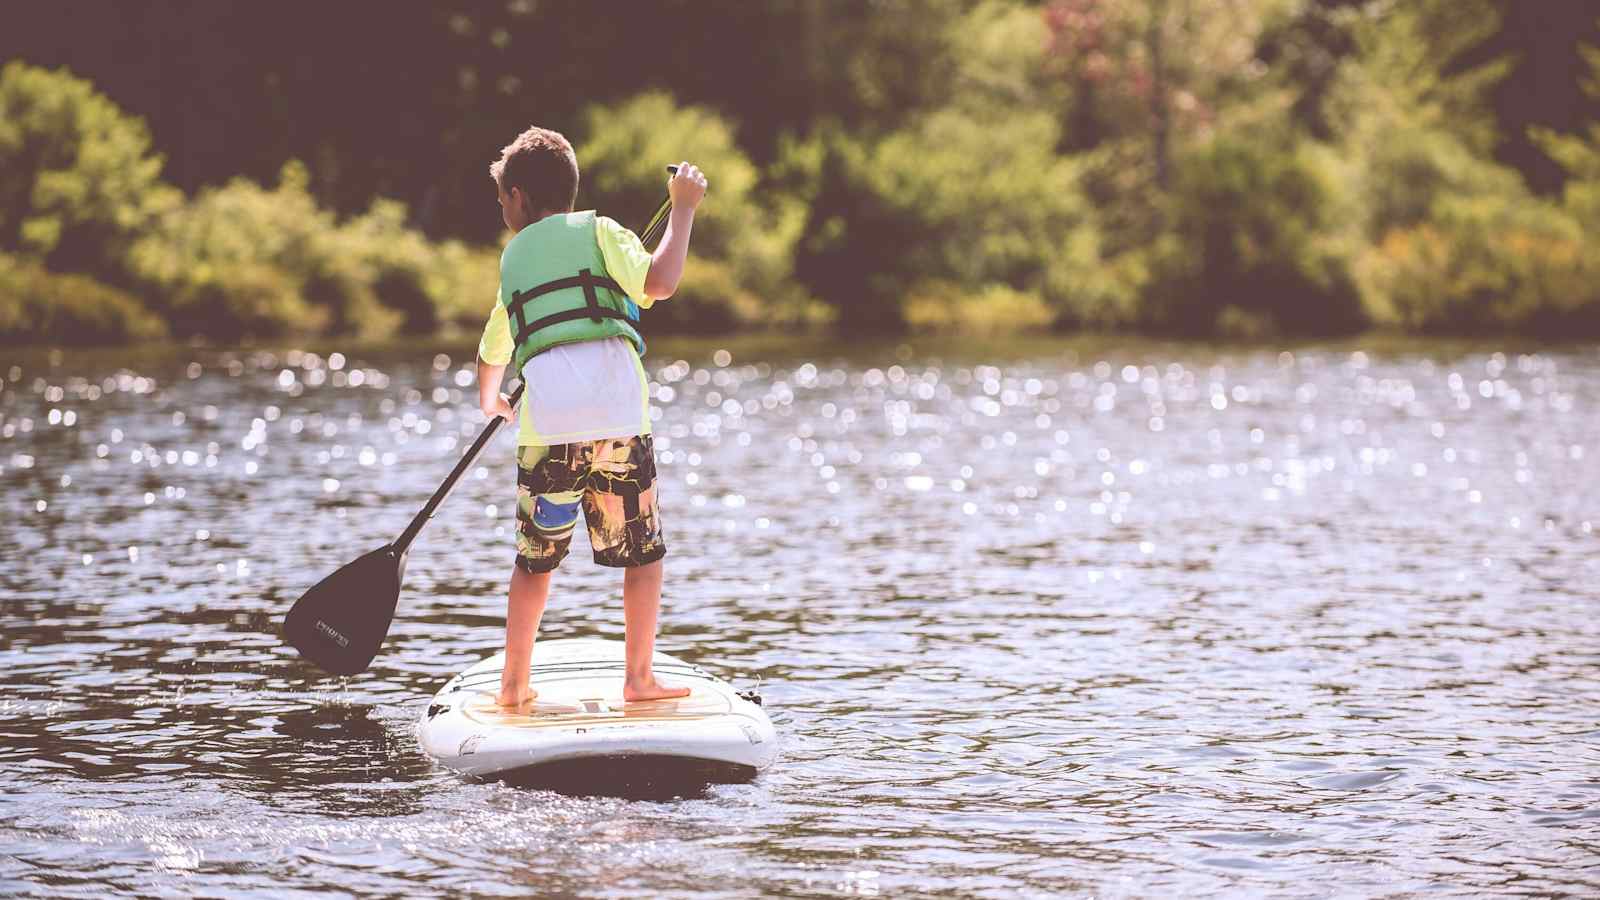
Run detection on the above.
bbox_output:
[478,358,515,422]
[477,300,517,422]
[642,162,707,300]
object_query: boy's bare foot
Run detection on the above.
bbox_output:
[623,677,691,702]
[495,689,537,709]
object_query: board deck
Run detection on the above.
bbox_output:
[417,638,777,780]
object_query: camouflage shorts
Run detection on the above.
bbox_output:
[514,434,666,572]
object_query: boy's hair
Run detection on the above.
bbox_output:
[489,126,579,213]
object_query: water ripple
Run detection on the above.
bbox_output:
[2,339,1598,896]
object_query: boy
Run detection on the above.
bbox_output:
[476,125,706,708]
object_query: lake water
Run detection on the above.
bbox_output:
[2,336,1597,897]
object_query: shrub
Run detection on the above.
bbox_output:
[0,254,167,345]
[0,64,541,345]
[130,162,504,340]
[331,206,423,334]
[902,281,1054,335]
[166,263,321,341]
[129,163,339,337]
[424,240,501,331]
[1358,195,1599,336]
[336,199,503,335]
[0,62,180,281]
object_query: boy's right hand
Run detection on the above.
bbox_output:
[483,392,517,423]
[668,162,707,212]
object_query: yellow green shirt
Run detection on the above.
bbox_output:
[478,214,657,446]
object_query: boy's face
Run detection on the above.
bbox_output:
[497,183,531,233]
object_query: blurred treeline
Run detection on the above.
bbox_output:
[3,0,1599,346]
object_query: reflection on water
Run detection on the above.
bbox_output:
[2,337,1598,896]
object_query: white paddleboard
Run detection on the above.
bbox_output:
[417,638,777,779]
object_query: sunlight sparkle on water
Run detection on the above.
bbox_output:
[1,340,1598,896]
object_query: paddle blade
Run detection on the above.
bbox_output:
[281,545,405,676]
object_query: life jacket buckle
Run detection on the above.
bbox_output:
[578,268,605,323]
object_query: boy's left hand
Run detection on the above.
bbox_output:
[484,392,518,423]
[668,162,708,211]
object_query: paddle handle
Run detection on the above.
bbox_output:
[393,383,525,555]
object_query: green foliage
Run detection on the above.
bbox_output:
[1360,126,1524,237]
[951,1,1067,121]
[422,239,502,331]
[129,162,355,338]
[1353,37,1600,336]
[1314,3,1600,336]
[0,254,167,345]
[0,62,179,282]
[1359,193,1598,335]
[1323,0,1522,241]
[795,2,1122,335]
[578,92,806,332]
[790,131,912,334]
[878,107,1110,324]
[1144,134,1366,336]
[129,163,494,340]
[1330,0,1508,156]
[1531,46,1600,231]
[1535,126,1600,231]
[811,0,966,137]
[4,2,1597,346]
[820,113,1121,330]
[642,258,760,335]
[1044,0,1291,166]
[340,198,499,334]
[903,281,1055,335]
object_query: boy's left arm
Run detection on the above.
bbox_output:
[642,162,706,300]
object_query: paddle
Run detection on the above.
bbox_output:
[282,172,679,676]
[640,166,677,246]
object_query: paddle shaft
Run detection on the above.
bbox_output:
[640,165,679,247]
[390,183,677,556]
[392,383,523,555]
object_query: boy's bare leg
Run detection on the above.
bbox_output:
[621,559,690,701]
[499,565,551,707]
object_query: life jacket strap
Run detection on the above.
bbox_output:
[508,268,628,347]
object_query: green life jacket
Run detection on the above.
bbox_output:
[499,210,644,372]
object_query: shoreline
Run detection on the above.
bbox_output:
[5,330,1597,374]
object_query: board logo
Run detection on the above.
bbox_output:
[314,620,350,647]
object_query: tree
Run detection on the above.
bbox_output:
[1532,41,1600,230]
[1043,0,1288,179]
[0,62,179,282]
[1474,1,1600,193]
[797,2,1112,334]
